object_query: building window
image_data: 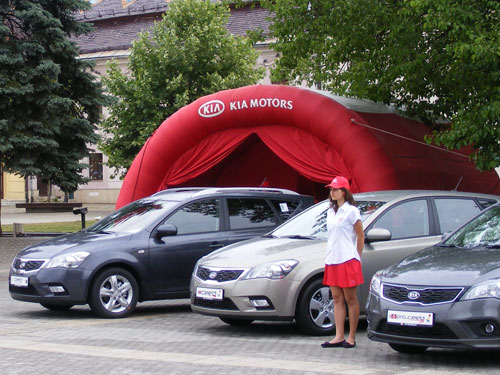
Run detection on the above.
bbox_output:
[89,153,103,181]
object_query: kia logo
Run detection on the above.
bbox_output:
[198,100,225,118]
[407,291,421,300]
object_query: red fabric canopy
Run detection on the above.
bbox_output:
[157,126,350,189]
[116,85,500,208]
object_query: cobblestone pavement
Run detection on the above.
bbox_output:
[1,237,500,375]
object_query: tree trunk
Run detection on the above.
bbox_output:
[48,180,52,202]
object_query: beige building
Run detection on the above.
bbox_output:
[1,173,25,201]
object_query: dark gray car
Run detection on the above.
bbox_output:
[367,203,500,352]
[9,187,313,318]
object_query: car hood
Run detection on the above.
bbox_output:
[199,236,325,268]
[15,231,134,259]
[383,245,500,286]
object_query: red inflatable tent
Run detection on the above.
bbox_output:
[116,85,500,208]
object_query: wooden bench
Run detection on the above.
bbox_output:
[15,202,83,213]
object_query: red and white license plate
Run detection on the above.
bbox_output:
[10,276,29,287]
[196,287,223,301]
[387,310,434,326]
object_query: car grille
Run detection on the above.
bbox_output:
[196,266,244,282]
[376,320,459,340]
[382,284,463,305]
[193,297,238,310]
[12,258,47,272]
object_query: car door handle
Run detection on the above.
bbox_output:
[209,242,225,249]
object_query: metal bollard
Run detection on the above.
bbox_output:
[13,223,25,237]
[72,207,88,229]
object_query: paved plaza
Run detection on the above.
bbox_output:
[1,237,500,374]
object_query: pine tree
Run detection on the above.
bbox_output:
[0,0,106,233]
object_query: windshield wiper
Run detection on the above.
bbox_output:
[89,229,114,234]
[486,244,500,249]
[440,243,457,248]
[261,234,275,238]
[281,235,316,240]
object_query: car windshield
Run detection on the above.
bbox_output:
[86,199,179,234]
[271,200,385,240]
[445,205,500,248]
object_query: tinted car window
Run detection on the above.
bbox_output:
[270,199,300,221]
[227,198,276,230]
[372,199,429,239]
[434,198,481,234]
[164,199,219,234]
[478,198,498,209]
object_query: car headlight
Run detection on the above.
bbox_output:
[243,260,298,280]
[369,270,383,296]
[462,279,500,301]
[45,252,90,269]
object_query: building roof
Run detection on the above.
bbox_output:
[76,0,168,22]
[73,0,271,54]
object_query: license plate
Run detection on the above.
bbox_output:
[387,310,434,327]
[10,276,29,288]
[196,287,223,301]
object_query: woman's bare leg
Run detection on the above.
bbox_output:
[343,286,359,345]
[329,286,346,343]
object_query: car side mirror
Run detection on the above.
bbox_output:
[365,228,392,243]
[155,224,178,238]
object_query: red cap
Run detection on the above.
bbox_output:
[325,176,350,190]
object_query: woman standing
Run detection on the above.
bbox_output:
[321,176,364,349]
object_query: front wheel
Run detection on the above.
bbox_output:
[89,267,138,318]
[388,343,428,354]
[295,278,335,336]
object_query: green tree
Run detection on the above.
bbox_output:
[0,0,105,190]
[263,0,500,170]
[100,0,265,176]
[0,0,105,233]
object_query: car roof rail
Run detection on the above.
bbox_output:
[191,187,300,197]
[151,187,206,196]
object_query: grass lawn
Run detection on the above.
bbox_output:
[1,220,98,234]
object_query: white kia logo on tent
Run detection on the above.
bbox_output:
[198,100,225,118]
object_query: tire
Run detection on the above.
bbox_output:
[388,343,428,354]
[219,317,254,326]
[40,303,74,311]
[88,267,138,318]
[295,278,335,336]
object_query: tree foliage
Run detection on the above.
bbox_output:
[263,0,500,170]
[100,0,265,176]
[0,0,106,192]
